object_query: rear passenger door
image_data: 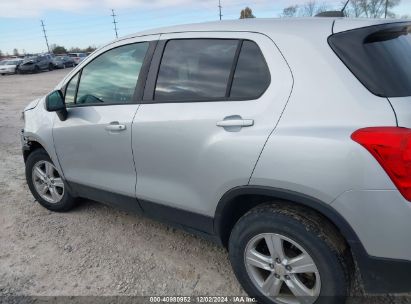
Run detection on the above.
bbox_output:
[132,32,293,222]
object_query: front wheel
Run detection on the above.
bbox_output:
[26,149,76,212]
[229,204,350,304]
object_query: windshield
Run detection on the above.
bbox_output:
[329,22,411,98]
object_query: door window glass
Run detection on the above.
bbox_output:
[76,42,148,105]
[155,39,238,102]
[230,41,270,99]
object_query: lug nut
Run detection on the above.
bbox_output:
[274,273,280,279]
[269,263,274,269]
[275,258,281,264]
[284,275,290,280]
[285,265,292,271]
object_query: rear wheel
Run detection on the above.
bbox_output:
[26,149,76,212]
[229,204,350,304]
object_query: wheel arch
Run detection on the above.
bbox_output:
[23,140,46,163]
[214,186,361,249]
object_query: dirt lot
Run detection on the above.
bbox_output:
[0,69,242,298]
[0,69,409,303]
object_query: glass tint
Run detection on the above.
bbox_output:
[230,41,270,99]
[65,73,79,106]
[155,39,238,101]
[76,43,148,105]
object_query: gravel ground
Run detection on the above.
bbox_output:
[0,69,409,303]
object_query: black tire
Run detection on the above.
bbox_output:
[26,148,76,212]
[34,65,40,73]
[48,63,54,71]
[229,204,350,304]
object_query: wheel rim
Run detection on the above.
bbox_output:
[32,160,64,204]
[244,233,321,304]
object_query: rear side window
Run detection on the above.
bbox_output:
[329,22,411,97]
[155,39,238,102]
[154,39,270,102]
[230,41,270,99]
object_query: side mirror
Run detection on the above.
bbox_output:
[45,90,67,121]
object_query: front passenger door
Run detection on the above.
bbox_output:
[53,38,157,209]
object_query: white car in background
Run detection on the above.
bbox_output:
[0,59,23,75]
[68,53,87,65]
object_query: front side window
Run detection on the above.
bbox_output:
[75,42,148,105]
[155,39,238,102]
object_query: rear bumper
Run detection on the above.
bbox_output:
[353,248,411,293]
[332,189,411,293]
[0,69,15,74]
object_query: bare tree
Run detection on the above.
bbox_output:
[240,7,255,19]
[302,1,317,16]
[300,1,328,16]
[344,0,401,18]
[282,5,299,17]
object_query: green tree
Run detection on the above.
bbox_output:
[69,47,82,53]
[52,45,67,54]
[282,5,299,17]
[84,46,97,53]
[240,7,255,19]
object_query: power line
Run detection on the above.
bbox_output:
[218,0,223,20]
[40,20,50,53]
[111,9,119,39]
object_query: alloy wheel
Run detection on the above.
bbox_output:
[244,233,321,304]
[32,160,64,204]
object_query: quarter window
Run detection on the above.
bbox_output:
[230,41,270,99]
[75,42,149,105]
[65,73,79,106]
[155,39,238,102]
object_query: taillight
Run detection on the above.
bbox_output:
[352,127,411,201]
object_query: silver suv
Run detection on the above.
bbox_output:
[21,18,411,303]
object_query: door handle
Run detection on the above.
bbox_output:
[105,122,126,132]
[216,119,254,128]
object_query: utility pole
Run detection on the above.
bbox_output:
[111,9,118,39]
[218,0,222,20]
[40,20,50,53]
[385,0,388,18]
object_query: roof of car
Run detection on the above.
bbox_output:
[120,17,407,41]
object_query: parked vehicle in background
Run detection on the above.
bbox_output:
[0,59,23,75]
[19,54,54,73]
[21,19,411,304]
[51,56,75,69]
[68,53,87,65]
[51,56,65,69]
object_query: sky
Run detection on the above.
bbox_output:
[1,0,411,55]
